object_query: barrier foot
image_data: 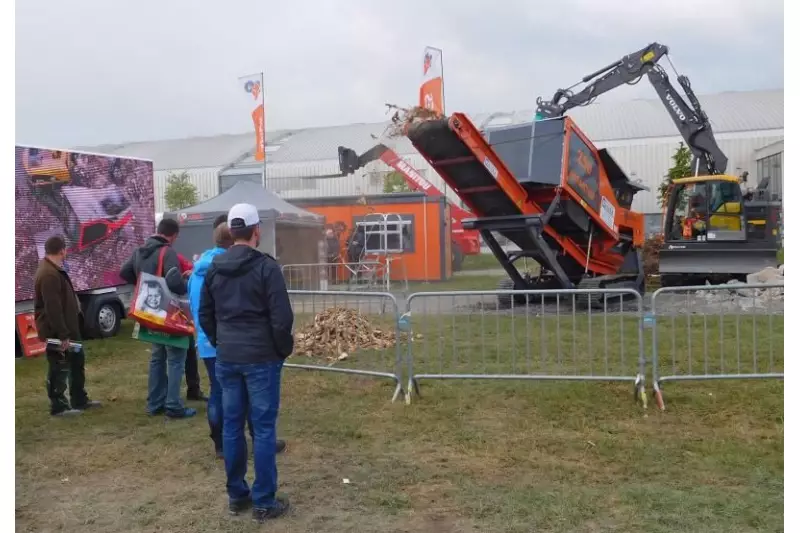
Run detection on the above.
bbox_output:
[390,382,404,404]
[634,375,647,409]
[405,378,421,405]
[653,382,665,411]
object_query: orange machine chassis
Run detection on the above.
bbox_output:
[405,112,646,292]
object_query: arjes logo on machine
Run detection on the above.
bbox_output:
[567,149,598,206]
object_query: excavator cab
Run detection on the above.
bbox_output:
[660,175,781,285]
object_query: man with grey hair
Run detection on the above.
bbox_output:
[199,203,293,522]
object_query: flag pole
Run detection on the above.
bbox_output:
[261,71,266,188]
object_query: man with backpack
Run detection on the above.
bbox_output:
[120,218,196,419]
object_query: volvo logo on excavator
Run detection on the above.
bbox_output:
[665,93,687,122]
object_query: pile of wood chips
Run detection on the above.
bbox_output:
[384,104,441,138]
[293,307,397,363]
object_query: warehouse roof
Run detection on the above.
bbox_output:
[75,130,289,170]
[78,88,782,170]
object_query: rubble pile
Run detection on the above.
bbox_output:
[695,266,784,312]
[293,307,397,362]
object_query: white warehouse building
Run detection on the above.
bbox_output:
[81,88,783,234]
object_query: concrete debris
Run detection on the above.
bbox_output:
[695,267,784,312]
[293,307,396,362]
[746,266,783,285]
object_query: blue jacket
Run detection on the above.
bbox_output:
[188,247,226,359]
[199,245,294,364]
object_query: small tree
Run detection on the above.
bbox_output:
[658,142,693,209]
[164,171,198,210]
[383,171,411,193]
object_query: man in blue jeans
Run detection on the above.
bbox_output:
[188,216,286,458]
[120,218,196,419]
[199,204,293,522]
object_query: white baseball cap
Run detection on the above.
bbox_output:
[227,203,260,230]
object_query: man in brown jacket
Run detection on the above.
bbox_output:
[34,236,101,417]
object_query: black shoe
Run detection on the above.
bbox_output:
[165,407,197,419]
[229,497,252,516]
[247,439,286,456]
[147,407,165,416]
[187,392,208,402]
[252,498,290,523]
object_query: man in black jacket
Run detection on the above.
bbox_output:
[199,204,293,523]
[120,218,196,420]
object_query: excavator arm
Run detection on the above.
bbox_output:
[535,42,728,176]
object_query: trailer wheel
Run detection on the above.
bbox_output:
[87,301,122,339]
[452,245,464,272]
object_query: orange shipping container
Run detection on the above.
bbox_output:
[290,193,453,283]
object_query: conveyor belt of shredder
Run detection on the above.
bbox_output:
[405,117,545,256]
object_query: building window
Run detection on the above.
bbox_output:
[756,152,782,197]
[219,173,262,194]
[351,214,414,255]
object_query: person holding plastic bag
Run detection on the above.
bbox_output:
[119,218,196,419]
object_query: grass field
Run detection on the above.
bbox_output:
[460,253,501,272]
[16,314,784,533]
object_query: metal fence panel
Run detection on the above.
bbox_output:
[649,283,784,410]
[402,289,646,405]
[287,290,403,402]
[282,262,394,292]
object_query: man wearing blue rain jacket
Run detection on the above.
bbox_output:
[188,216,286,458]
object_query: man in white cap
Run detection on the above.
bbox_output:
[199,203,293,522]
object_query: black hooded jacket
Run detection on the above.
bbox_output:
[198,244,294,364]
[119,236,187,295]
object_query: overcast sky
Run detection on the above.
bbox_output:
[16,0,783,147]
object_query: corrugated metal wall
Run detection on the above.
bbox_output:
[258,132,782,214]
[154,166,220,212]
[156,131,783,216]
[595,131,783,213]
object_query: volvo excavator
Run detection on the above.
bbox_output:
[535,42,782,286]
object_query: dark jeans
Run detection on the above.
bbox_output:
[46,347,90,415]
[185,342,202,396]
[147,344,187,415]
[203,357,254,452]
[216,360,283,510]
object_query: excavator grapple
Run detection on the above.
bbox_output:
[405,112,648,306]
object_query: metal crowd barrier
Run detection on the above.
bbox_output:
[286,290,403,402]
[282,262,386,292]
[649,282,784,410]
[400,288,647,405]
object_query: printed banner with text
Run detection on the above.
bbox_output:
[239,74,265,162]
[419,47,444,115]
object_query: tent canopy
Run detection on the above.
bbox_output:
[168,181,323,225]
